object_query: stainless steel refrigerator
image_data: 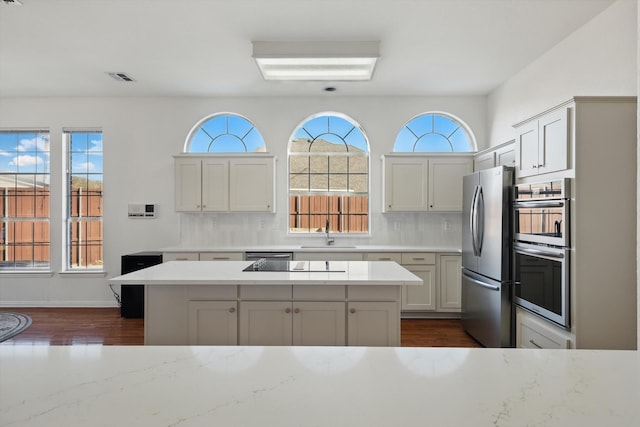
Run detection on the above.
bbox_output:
[461,165,513,347]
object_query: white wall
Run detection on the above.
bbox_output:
[0,95,485,306]
[487,0,637,146]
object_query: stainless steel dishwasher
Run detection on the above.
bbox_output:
[244,252,294,262]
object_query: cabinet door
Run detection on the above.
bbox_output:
[174,157,203,211]
[199,252,244,261]
[384,157,428,211]
[292,301,346,346]
[402,265,436,311]
[439,255,462,310]
[428,157,472,211]
[229,157,274,212]
[347,301,399,346]
[515,121,539,178]
[239,301,293,345]
[187,300,238,345]
[473,151,495,171]
[201,157,229,212]
[516,308,572,349]
[294,252,363,261]
[495,143,516,167]
[538,108,569,175]
[163,252,199,261]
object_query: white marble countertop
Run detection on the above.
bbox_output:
[109,260,423,286]
[161,244,462,253]
[1,345,638,427]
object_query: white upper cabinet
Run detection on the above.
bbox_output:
[515,108,569,178]
[175,154,275,213]
[383,154,472,212]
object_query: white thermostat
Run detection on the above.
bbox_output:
[128,203,157,218]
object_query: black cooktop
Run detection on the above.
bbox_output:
[243,259,345,272]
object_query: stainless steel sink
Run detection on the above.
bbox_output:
[299,245,357,249]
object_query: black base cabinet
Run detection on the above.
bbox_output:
[120,251,163,318]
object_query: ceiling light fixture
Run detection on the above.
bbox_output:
[252,41,379,81]
[2,0,23,5]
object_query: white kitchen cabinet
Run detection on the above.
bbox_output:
[239,300,346,346]
[199,252,244,261]
[495,142,516,167]
[187,300,238,345]
[515,307,572,349]
[229,157,274,212]
[473,151,495,171]
[428,157,473,211]
[174,154,275,212]
[239,301,293,345]
[383,154,472,212]
[474,141,515,171]
[400,253,436,312]
[515,107,569,178]
[174,156,228,212]
[292,301,346,346]
[347,301,399,346]
[383,156,428,211]
[163,252,199,261]
[438,254,461,311]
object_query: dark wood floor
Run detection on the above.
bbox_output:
[0,307,482,347]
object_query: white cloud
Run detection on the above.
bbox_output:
[17,136,49,153]
[88,139,103,152]
[75,162,95,172]
[9,155,42,167]
[0,150,11,157]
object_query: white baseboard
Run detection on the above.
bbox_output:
[0,301,119,308]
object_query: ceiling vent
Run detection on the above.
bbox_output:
[2,0,24,5]
[107,72,135,82]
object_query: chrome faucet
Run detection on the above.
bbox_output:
[326,218,334,245]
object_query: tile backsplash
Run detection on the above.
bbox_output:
[179,212,462,248]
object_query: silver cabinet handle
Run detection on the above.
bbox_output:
[229,307,236,313]
[285,308,291,314]
[529,339,543,349]
[294,308,300,314]
[350,308,356,314]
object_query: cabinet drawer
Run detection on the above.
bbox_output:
[401,252,436,265]
[293,285,346,301]
[199,252,243,261]
[517,309,572,349]
[240,285,292,300]
[365,252,402,263]
[187,286,238,300]
[347,285,400,301]
[163,252,199,261]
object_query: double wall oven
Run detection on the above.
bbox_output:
[512,179,570,329]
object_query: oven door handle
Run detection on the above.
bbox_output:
[515,246,565,259]
[514,201,565,209]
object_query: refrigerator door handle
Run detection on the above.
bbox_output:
[477,186,485,256]
[470,185,480,256]
[463,273,500,291]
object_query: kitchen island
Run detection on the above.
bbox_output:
[1,345,637,427]
[109,260,422,346]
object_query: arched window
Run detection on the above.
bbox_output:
[393,112,476,152]
[288,112,369,234]
[185,113,266,153]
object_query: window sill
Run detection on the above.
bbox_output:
[59,270,107,278]
[0,271,54,278]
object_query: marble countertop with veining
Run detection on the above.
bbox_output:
[1,346,638,426]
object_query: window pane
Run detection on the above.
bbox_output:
[288,113,369,235]
[289,155,309,174]
[394,112,474,152]
[329,156,347,173]
[309,155,328,173]
[188,114,266,153]
[348,174,368,193]
[290,174,309,192]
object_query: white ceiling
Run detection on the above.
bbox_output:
[0,0,618,97]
